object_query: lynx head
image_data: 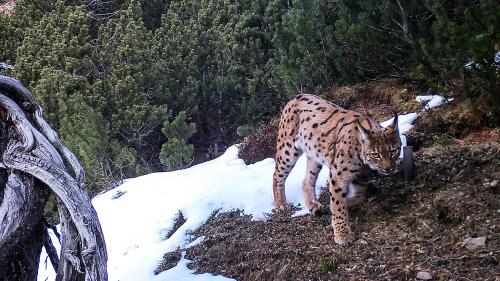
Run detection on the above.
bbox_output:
[357,114,401,175]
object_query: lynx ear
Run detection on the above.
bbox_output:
[386,111,399,133]
[357,122,371,143]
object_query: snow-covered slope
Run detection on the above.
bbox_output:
[37,95,445,281]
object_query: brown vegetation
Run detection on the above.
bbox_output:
[327,79,422,121]
[169,140,499,281]
[237,119,279,165]
[158,81,499,280]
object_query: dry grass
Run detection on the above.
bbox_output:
[157,140,499,280]
[327,79,422,121]
[415,97,497,139]
[157,80,499,280]
[238,119,279,165]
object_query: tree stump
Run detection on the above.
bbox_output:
[0,75,107,281]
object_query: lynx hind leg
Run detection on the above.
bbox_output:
[346,180,367,207]
[273,101,301,210]
[302,158,327,216]
[273,141,301,210]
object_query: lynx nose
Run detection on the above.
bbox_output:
[383,166,395,173]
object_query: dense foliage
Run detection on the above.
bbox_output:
[0,0,497,193]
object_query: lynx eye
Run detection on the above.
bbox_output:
[369,153,381,159]
[390,148,400,156]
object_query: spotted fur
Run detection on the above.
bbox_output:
[272,94,401,245]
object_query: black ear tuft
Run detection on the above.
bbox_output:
[387,110,398,131]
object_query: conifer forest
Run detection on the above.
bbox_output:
[1,0,498,193]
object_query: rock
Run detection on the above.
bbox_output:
[416,271,432,280]
[489,179,498,188]
[357,239,368,245]
[463,236,486,250]
[275,264,290,280]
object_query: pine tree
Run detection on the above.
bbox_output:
[152,0,288,148]
[0,14,17,66]
[272,0,335,94]
[88,0,169,186]
[329,0,420,81]
[0,0,54,65]
[159,111,196,171]
[14,1,93,127]
[13,1,106,191]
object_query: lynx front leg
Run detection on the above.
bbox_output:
[328,171,355,245]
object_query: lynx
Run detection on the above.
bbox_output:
[272,94,401,245]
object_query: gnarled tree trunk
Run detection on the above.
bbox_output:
[0,75,107,281]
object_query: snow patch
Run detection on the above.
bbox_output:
[184,236,205,249]
[292,209,311,218]
[38,146,325,281]
[380,112,418,158]
[37,228,60,281]
[155,252,234,281]
[416,95,453,110]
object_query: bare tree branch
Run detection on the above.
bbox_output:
[395,0,414,44]
[42,222,60,273]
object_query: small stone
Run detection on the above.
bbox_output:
[275,264,290,279]
[463,236,486,250]
[489,180,498,187]
[416,271,432,280]
[357,239,368,245]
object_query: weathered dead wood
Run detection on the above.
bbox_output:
[0,171,49,279]
[42,220,60,273]
[0,62,14,71]
[0,75,107,281]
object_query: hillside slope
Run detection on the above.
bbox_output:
[156,82,499,280]
[38,82,499,281]
[180,140,499,280]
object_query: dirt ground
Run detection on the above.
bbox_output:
[156,81,499,280]
[155,140,499,281]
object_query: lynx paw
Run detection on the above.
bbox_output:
[334,232,355,246]
[310,205,329,217]
[307,201,328,217]
[274,198,287,211]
